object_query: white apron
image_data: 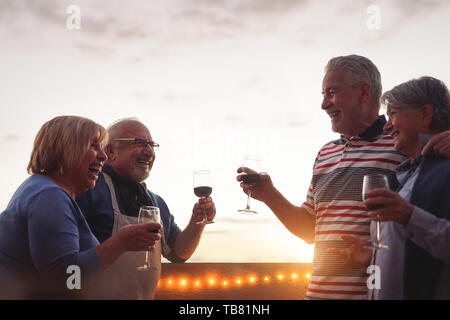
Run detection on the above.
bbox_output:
[102,173,162,300]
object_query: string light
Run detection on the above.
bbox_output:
[208,278,216,286]
[159,271,312,290]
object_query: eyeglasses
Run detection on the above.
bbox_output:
[112,138,160,150]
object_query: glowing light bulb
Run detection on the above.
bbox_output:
[305,272,311,279]
[291,273,298,280]
[264,276,270,282]
[236,278,242,285]
[249,276,256,284]
[277,274,284,280]
[180,279,187,287]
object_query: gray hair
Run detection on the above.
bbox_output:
[107,117,146,145]
[381,76,450,132]
[325,55,382,108]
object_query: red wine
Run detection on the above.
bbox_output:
[194,186,212,198]
[366,204,383,211]
[363,194,383,211]
[241,174,260,184]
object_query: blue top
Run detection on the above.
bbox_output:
[0,174,101,298]
[371,135,450,299]
[76,172,184,262]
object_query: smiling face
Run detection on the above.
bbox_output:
[321,68,373,137]
[106,120,155,183]
[384,104,433,157]
[75,138,107,192]
[61,136,107,197]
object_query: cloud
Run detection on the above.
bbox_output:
[4,134,20,142]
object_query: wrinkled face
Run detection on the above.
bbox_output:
[384,105,423,157]
[72,138,107,194]
[108,122,156,183]
[321,69,364,136]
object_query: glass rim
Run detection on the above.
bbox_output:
[244,155,261,161]
[363,173,388,179]
[139,205,160,212]
[193,170,210,175]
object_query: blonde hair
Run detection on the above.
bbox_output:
[27,116,108,175]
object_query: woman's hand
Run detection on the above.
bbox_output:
[116,222,162,252]
[365,189,414,225]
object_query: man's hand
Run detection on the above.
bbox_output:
[191,197,216,224]
[365,189,414,225]
[236,167,275,204]
[327,235,372,267]
[422,131,450,157]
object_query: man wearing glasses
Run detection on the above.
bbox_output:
[76,118,215,299]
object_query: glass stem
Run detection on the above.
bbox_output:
[246,190,252,210]
[145,250,150,267]
[376,219,381,244]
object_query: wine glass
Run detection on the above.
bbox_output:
[193,170,214,224]
[237,155,261,215]
[362,174,389,250]
[136,206,161,271]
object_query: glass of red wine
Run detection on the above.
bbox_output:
[193,170,214,224]
[362,174,389,250]
[136,206,161,271]
[238,155,261,215]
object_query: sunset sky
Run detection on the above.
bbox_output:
[0,0,449,262]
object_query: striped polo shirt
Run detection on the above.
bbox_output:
[302,116,406,300]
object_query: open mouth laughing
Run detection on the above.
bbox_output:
[328,110,340,119]
[136,155,153,167]
[88,164,102,177]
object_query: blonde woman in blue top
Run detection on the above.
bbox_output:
[0,116,161,299]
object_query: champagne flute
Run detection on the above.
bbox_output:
[136,206,161,271]
[193,170,214,224]
[362,174,389,250]
[237,155,261,215]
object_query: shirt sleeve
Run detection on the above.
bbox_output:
[27,188,101,284]
[405,205,450,263]
[301,178,315,216]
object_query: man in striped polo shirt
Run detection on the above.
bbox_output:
[237,55,450,299]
